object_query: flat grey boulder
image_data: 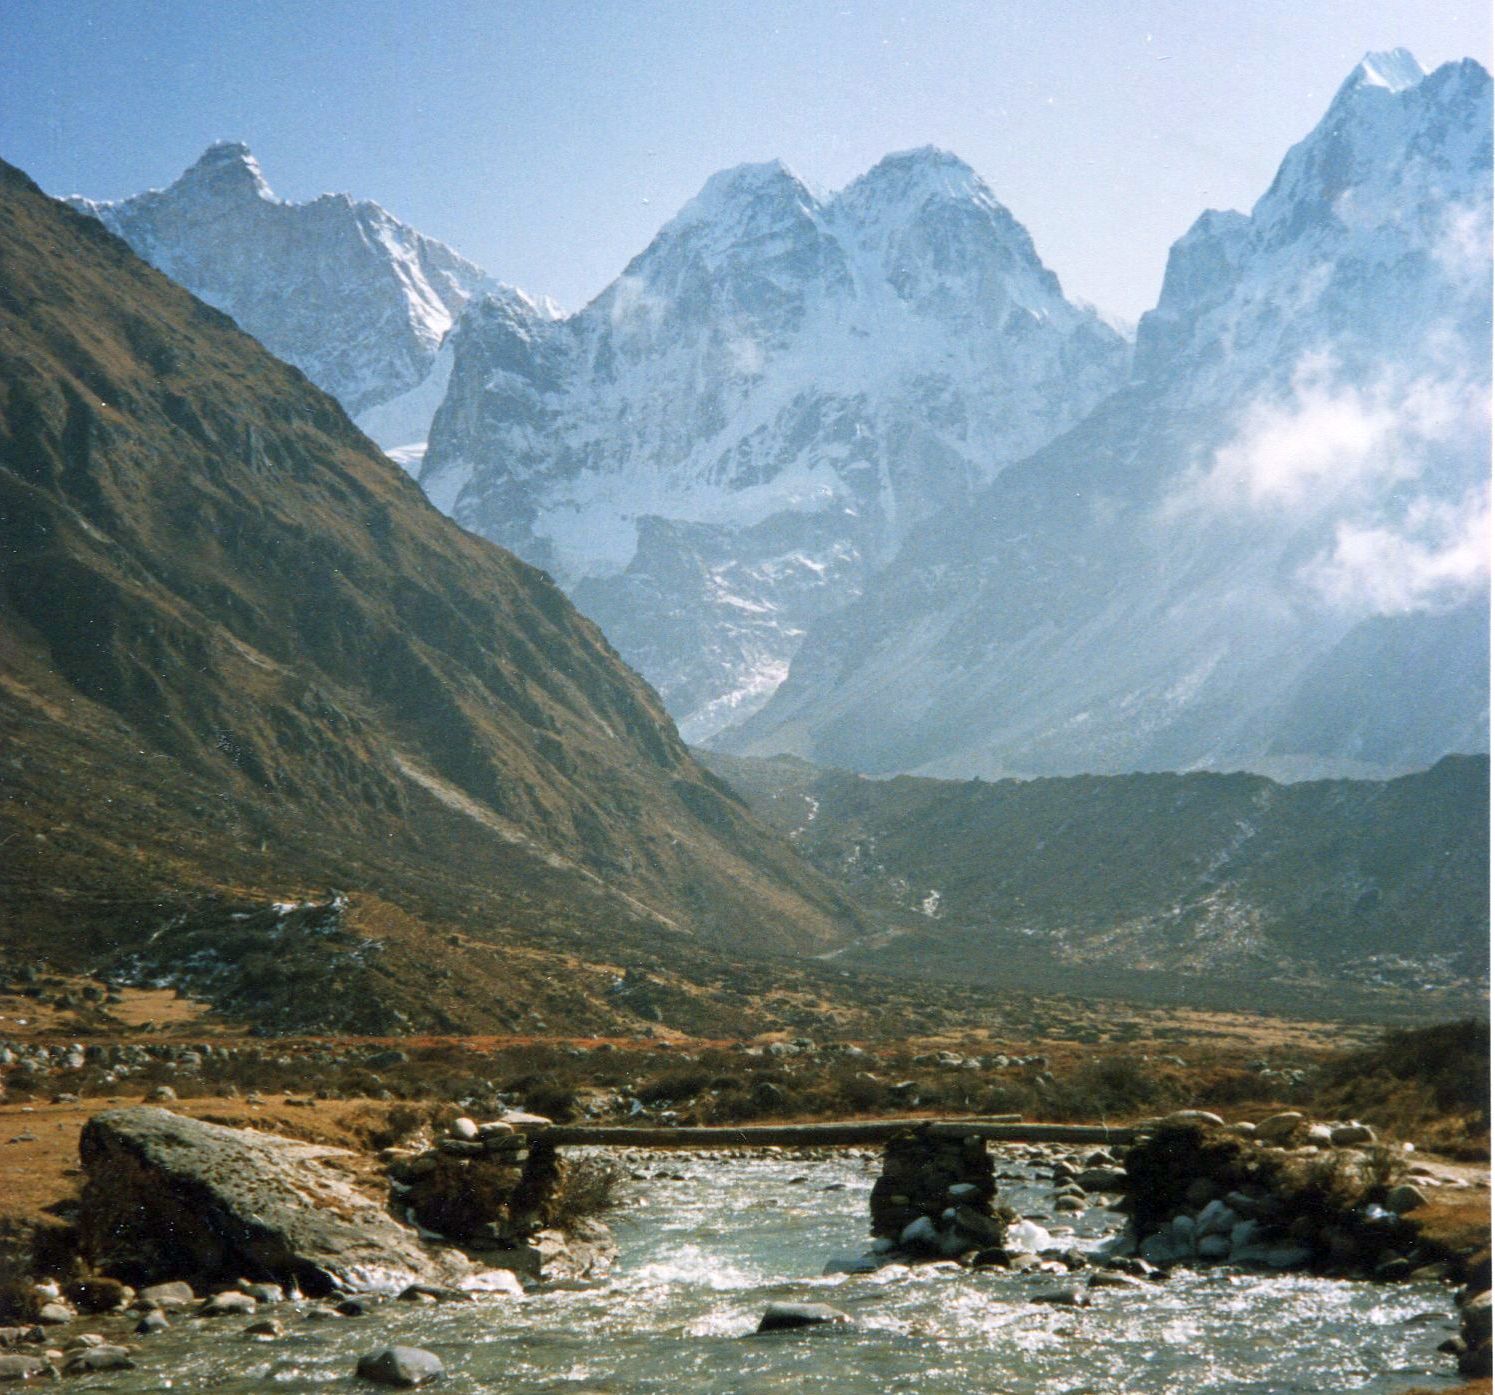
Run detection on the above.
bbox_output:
[0,1354,49,1381]
[80,1107,472,1296]
[356,1346,445,1386]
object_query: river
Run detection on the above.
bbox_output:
[95,1148,1461,1393]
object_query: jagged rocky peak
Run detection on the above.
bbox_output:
[1136,51,1492,389]
[65,143,506,437]
[171,140,276,200]
[1345,46,1428,93]
[834,145,994,217]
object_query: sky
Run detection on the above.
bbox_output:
[3,1,1490,322]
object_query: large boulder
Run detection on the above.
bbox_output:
[79,1107,472,1296]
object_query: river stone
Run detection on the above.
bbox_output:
[79,1108,472,1296]
[1162,1111,1225,1129]
[245,1319,284,1337]
[1031,1287,1088,1307]
[34,1303,71,1326]
[239,1282,284,1304]
[139,1281,195,1309]
[356,1346,445,1386]
[1254,1112,1303,1144]
[756,1303,850,1332]
[450,1117,479,1142]
[63,1345,134,1374]
[200,1291,258,1317]
[135,1311,170,1334]
[1330,1123,1376,1146]
[899,1216,940,1249]
[1385,1184,1429,1215]
[0,1354,48,1380]
[1077,1167,1127,1192]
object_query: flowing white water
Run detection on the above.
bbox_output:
[88,1149,1462,1393]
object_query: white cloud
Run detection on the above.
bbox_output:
[1301,485,1491,615]
[1161,350,1490,618]
[1171,354,1483,515]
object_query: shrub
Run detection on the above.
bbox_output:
[549,1157,629,1235]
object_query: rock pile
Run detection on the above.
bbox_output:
[384,1116,615,1284]
[1121,1120,1431,1277]
[387,1117,546,1246]
[868,1126,1011,1258]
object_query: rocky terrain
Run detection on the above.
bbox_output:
[703,751,1489,1017]
[725,53,1491,781]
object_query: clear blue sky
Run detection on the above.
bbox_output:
[3,0,1489,320]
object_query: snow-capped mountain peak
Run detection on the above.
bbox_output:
[172,140,276,202]
[66,144,515,446]
[421,146,1127,739]
[835,145,993,216]
[1346,47,1428,94]
[726,51,1490,784]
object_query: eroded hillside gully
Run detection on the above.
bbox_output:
[4,1104,1486,1394]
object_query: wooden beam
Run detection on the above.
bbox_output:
[529,1117,1136,1148]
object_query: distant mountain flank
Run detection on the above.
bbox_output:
[0,157,862,1035]
[65,143,555,463]
[703,749,1490,1019]
[724,52,1491,781]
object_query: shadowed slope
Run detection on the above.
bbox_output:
[0,159,859,1031]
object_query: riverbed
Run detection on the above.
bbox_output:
[87,1148,1461,1393]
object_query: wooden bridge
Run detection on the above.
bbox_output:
[526,1116,1138,1149]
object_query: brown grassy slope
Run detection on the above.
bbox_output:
[0,157,860,1022]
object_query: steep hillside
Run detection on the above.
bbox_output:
[726,54,1491,780]
[421,148,1125,739]
[703,751,1489,1018]
[0,158,862,1033]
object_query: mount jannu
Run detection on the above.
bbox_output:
[66,142,554,466]
[726,51,1492,781]
[0,158,861,1033]
[420,148,1127,740]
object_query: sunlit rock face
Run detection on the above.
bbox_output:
[725,53,1491,781]
[422,148,1126,739]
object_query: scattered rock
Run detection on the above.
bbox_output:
[134,1311,169,1335]
[138,1281,195,1309]
[0,1354,49,1381]
[199,1291,257,1317]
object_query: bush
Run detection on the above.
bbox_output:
[522,1080,579,1122]
[549,1157,629,1235]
